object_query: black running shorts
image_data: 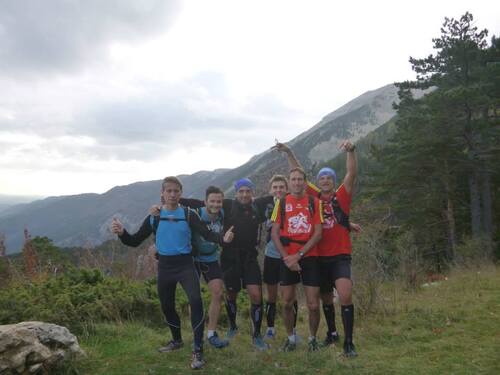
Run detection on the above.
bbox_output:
[263,256,282,285]
[221,248,262,292]
[195,260,223,283]
[319,254,352,293]
[280,256,320,287]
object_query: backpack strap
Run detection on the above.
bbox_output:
[318,191,350,231]
[279,196,286,230]
[279,236,308,247]
[184,206,191,225]
[151,206,191,235]
[331,193,350,231]
[151,215,160,235]
[308,194,315,215]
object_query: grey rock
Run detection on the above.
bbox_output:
[0,321,84,375]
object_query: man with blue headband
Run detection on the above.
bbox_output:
[178,177,274,350]
[274,140,359,357]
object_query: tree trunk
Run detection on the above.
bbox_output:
[445,197,457,260]
[469,170,482,238]
[464,105,483,239]
[442,162,457,260]
[480,169,493,254]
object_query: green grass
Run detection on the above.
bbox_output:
[71,266,500,374]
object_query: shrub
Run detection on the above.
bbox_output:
[0,266,251,334]
[351,222,390,315]
[0,268,162,333]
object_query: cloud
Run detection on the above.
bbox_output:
[0,68,305,170]
[0,0,180,76]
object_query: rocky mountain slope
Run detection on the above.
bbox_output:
[0,84,401,253]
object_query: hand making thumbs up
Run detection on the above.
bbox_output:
[223,225,235,243]
[111,217,124,236]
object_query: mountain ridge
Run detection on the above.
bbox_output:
[0,83,402,253]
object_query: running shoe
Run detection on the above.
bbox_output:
[190,350,205,370]
[158,339,183,353]
[264,328,276,340]
[208,332,229,349]
[322,331,340,347]
[253,335,270,351]
[226,327,238,340]
[282,338,296,352]
[293,328,302,344]
[308,337,320,352]
[343,342,358,357]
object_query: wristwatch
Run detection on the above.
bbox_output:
[298,251,305,258]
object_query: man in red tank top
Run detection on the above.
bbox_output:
[270,167,323,352]
[274,140,358,357]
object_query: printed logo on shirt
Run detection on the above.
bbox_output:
[286,203,293,212]
[287,212,311,234]
[209,221,223,233]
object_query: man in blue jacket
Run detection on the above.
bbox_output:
[111,176,233,370]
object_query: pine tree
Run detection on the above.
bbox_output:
[372,12,500,260]
[402,12,499,243]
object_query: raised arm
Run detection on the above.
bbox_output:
[272,142,302,169]
[340,140,357,194]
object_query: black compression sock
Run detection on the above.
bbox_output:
[323,303,337,335]
[293,300,298,329]
[168,323,182,342]
[225,298,238,330]
[251,303,263,338]
[341,304,354,344]
[265,302,276,328]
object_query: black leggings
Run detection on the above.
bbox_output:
[157,255,204,349]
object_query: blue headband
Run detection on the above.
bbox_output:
[234,178,255,191]
[316,167,336,183]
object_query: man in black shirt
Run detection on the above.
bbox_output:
[180,178,273,350]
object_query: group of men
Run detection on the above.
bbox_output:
[111,140,358,370]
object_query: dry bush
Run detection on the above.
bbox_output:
[351,221,390,315]
[392,229,425,290]
[22,228,38,280]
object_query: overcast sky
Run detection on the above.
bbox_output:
[1,0,499,197]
